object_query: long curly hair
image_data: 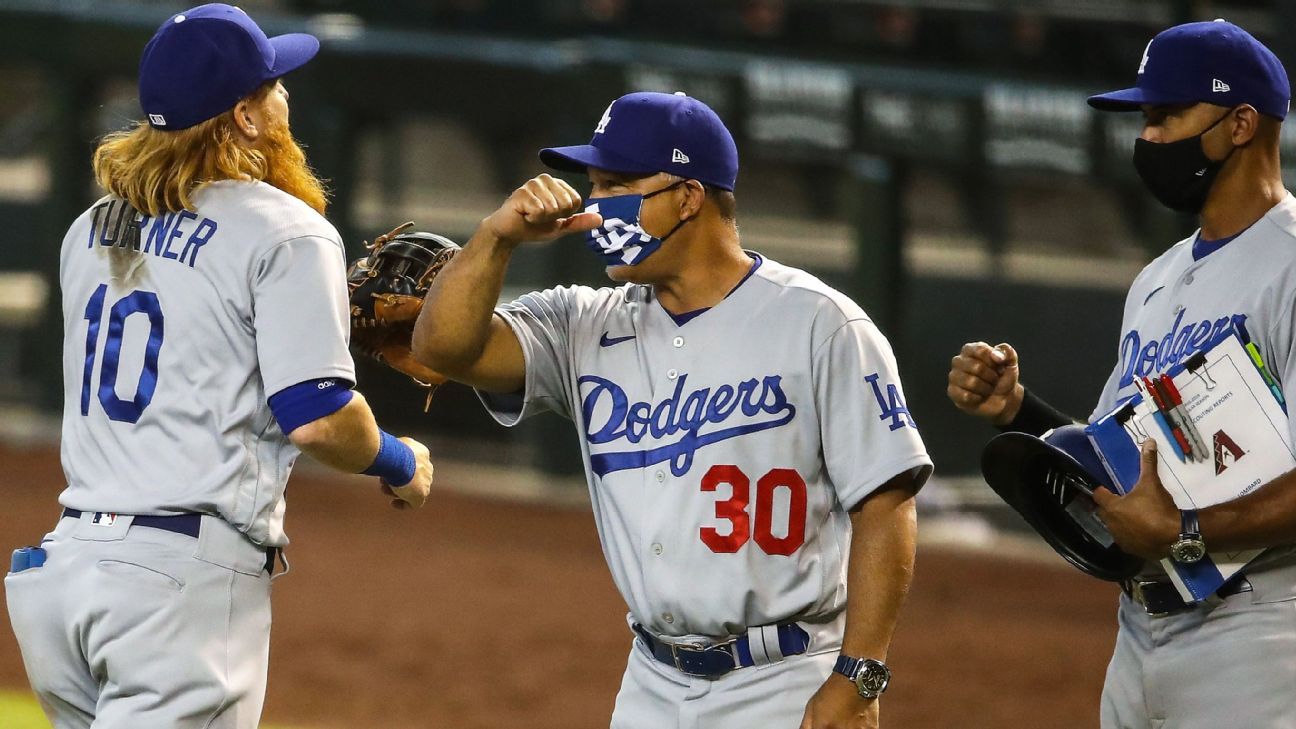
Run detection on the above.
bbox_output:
[92,83,327,216]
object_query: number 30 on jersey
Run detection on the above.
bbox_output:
[700,465,807,555]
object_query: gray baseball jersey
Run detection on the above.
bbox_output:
[1089,194,1296,728]
[57,180,355,547]
[1091,194,1296,444]
[478,255,932,639]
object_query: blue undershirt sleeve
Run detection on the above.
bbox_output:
[268,377,355,435]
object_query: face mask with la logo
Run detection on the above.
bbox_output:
[583,181,691,266]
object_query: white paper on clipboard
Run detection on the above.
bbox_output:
[1122,335,1293,601]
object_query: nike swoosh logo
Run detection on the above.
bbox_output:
[599,332,636,347]
[1143,286,1166,306]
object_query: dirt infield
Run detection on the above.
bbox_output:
[0,441,1118,728]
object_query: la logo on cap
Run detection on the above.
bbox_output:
[1138,39,1152,74]
[595,103,612,134]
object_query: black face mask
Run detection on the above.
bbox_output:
[1132,109,1237,214]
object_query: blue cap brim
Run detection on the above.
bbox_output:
[268,33,320,77]
[1087,86,1194,111]
[539,145,661,176]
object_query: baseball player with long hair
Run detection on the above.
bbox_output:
[4,5,433,728]
[413,92,931,729]
[949,20,1296,728]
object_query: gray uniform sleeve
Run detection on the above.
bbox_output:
[476,286,579,426]
[252,235,356,396]
[813,318,933,510]
[1265,286,1296,445]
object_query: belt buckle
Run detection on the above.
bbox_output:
[669,639,736,677]
[1128,579,1173,618]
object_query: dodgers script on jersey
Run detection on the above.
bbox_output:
[1091,194,1296,447]
[58,180,355,546]
[478,256,932,638]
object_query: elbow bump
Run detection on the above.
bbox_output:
[413,339,477,379]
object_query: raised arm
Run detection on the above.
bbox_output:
[413,174,600,392]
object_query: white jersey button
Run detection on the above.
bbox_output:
[663,612,675,624]
[652,543,663,555]
[667,368,678,380]
[654,470,665,482]
[672,336,685,348]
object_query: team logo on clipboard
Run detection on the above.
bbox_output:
[1213,430,1245,475]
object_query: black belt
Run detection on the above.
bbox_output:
[1121,574,1252,617]
[61,508,277,574]
[632,622,810,678]
[62,508,201,537]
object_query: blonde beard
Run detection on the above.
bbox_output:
[259,117,329,215]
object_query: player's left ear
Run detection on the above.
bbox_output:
[1229,105,1261,146]
[679,179,706,220]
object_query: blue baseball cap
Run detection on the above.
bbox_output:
[1088,20,1290,120]
[540,91,740,191]
[139,3,320,130]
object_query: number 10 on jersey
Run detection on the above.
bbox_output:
[700,465,807,555]
[81,284,165,423]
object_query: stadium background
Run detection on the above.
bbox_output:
[0,0,1287,726]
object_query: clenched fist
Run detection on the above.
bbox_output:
[483,173,603,246]
[946,342,1024,426]
[382,436,434,510]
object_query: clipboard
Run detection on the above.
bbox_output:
[1085,322,1293,602]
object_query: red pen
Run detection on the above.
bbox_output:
[1148,376,1194,461]
[1159,374,1207,461]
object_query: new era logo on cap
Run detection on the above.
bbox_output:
[1213,78,1231,92]
[672,148,690,164]
[148,113,167,126]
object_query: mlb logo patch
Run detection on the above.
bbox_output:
[91,512,118,527]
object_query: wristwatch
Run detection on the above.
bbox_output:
[1170,509,1207,564]
[833,655,891,699]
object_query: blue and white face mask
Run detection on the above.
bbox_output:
[583,181,690,267]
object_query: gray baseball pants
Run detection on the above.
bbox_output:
[5,511,273,729]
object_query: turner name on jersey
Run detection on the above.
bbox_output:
[86,198,219,269]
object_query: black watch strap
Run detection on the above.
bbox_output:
[1181,508,1200,536]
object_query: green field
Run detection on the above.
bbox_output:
[0,691,48,728]
[0,690,301,728]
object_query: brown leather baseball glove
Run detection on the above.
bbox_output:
[346,222,460,409]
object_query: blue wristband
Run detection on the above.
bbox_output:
[362,431,417,486]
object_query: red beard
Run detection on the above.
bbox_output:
[259,117,329,215]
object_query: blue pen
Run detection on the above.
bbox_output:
[1138,376,1187,463]
[1151,411,1187,462]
